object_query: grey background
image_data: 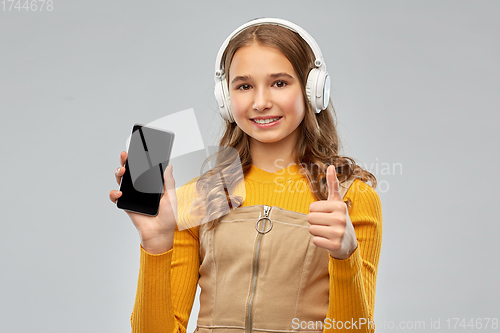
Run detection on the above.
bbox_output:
[1,0,499,332]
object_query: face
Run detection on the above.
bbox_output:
[228,43,306,147]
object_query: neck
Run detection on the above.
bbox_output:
[249,137,298,173]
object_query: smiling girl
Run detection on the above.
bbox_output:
[110,18,382,333]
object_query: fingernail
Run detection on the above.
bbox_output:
[115,167,120,176]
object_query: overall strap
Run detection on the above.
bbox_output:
[339,175,358,199]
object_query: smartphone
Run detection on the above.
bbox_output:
[117,124,175,216]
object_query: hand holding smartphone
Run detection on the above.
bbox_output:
[117,124,175,216]
[110,124,177,254]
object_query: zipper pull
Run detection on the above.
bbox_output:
[263,205,271,218]
[256,205,273,234]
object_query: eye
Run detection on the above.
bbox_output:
[237,84,252,90]
[273,80,287,88]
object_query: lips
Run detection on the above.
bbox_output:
[250,116,281,120]
[251,116,282,124]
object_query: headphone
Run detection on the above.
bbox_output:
[214,18,331,123]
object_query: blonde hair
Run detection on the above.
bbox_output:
[191,24,376,229]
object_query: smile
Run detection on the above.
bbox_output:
[252,117,282,124]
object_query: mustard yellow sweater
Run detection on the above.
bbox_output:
[131,164,383,333]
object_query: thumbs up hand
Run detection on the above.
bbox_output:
[307,165,358,259]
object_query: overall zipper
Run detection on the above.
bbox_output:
[246,205,271,333]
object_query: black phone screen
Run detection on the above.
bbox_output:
[117,124,175,216]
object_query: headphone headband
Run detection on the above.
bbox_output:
[214,18,331,121]
[214,18,326,81]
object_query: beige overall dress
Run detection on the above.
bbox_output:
[196,176,357,333]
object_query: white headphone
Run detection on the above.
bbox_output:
[214,18,331,123]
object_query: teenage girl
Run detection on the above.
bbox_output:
[110,18,382,333]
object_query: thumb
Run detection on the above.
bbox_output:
[162,165,178,221]
[326,165,341,201]
[163,165,176,194]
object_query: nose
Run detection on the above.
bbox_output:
[253,86,272,112]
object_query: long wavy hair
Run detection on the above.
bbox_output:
[190,23,376,229]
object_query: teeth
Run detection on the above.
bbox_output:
[253,117,280,124]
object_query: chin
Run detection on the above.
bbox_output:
[254,136,283,143]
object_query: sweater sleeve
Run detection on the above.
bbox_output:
[324,179,383,333]
[130,178,201,333]
[130,226,200,333]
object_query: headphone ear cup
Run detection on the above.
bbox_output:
[214,79,235,122]
[305,68,320,113]
[222,80,234,122]
[305,68,330,113]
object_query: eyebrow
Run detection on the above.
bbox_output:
[230,72,295,85]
